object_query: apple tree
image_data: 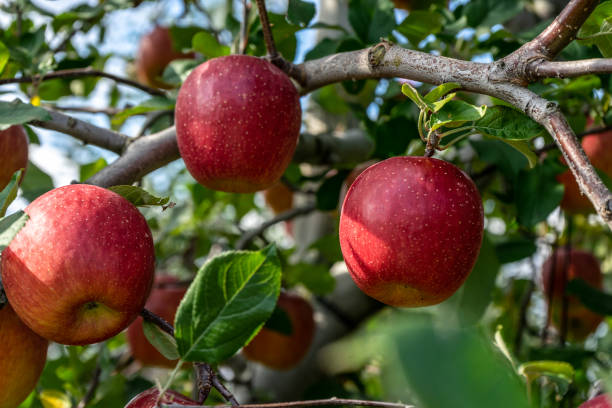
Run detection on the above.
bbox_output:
[0,0,611,407]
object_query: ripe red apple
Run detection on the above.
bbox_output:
[1,184,155,345]
[125,387,198,407]
[0,304,48,408]
[542,248,604,341]
[127,275,187,368]
[136,26,195,89]
[0,125,28,190]
[175,55,301,193]
[579,394,612,408]
[338,160,378,208]
[263,182,294,214]
[243,292,315,370]
[559,128,612,213]
[339,156,484,307]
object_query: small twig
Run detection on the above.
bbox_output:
[212,375,239,407]
[236,203,317,249]
[75,346,103,408]
[254,0,277,58]
[239,0,251,54]
[542,242,558,344]
[194,363,213,404]
[514,278,535,355]
[140,308,174,336]
[164,398,412,408]
[559,217,574,346]
[531,59,612,79]
[0,67,166,97]
[137,110,174,138]
[44,105,124,116]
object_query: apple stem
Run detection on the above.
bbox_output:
[254,0,277,58]
[195,363,213,403]
[424,131,439,158]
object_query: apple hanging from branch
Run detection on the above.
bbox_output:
[339,156,484,307]
[1,184,155,345]
[175,55,301,193]
[0,125,28,190]
[0,304,48,408]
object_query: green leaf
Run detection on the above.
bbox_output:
[567,279,612,316]
[397,10,444,46]
[310,234,343,263]
[471,139,528,178]
[0,100,51,130]
[495,238,537,264]
[263,305,293,335]
[503,140,537,169]
[0,170,22,218]
[0,211,28,252]
[142,321,180,361]
[304,38,341,61]
[518,361,574,383]
[111,97,175,126]
[424,82,461,104]
[515,164,564,227]
[473,106,546,140]
[20,162,53,202]
[0,40,9,75]
[316,170,350,211]
[401,82,428,111]
[108,185,169,207]
[162,59,200,86]
[175,245,282,363]
[429,100,486,131]
[578,1,612,57]
[464,0,524,28]
[192,32,230,58]
[284,262,336,295]
[445,236,500,326]
[79,158,108,182]
[287,0,316,27]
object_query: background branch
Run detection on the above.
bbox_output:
[531,59,612,79]
[0,67,167,97]
[164,398,412,408]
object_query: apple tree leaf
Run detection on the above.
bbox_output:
[143,320,180,361]
[578,1,612,57]
[19,162,53,202]
[397,10,443,46]
[263,305,293,335]
[79,158,108,182]
[111,97,175,127]
[515,163,564,228]
[429,100,486,131]
[401,82,428,111]
[0,211,28,252]
[518,360,574,397]
[0,40,8,75]
[192,32,230,59]
[174,245,282,363]
[473,105,546,140]
[108,185,170,208]
[0,100,51,130]
[287,0,316,28]
[567,279,612,316]
[0,170,23,218]
[424,83,461,104]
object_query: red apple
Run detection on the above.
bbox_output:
[542,248,604,341]
[0,304,48,408]
[243,292,315,370]
[0,125,28,190]
[175,55,301,193]
[579,394,612,408]
[338,160,379,208]
[136,26,195,89]
[559,128,612,213]
[127,275,187,368]
[263,181,294,214]
[1,184,155,345]
[339,156,484,307]
[125,387,198,407]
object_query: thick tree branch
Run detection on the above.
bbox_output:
[0,67,167,97]
[521,0,599,60]
[530,59,612,79]
[30,109,129,154]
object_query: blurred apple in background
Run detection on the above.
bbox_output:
[0,125,28,190]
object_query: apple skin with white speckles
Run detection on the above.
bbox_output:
[0,125,28,190]
[124,387,199,407]
[579,394,612,408]
[339,156,484,307]
[1,184,155,345]
[175,55,301,193]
